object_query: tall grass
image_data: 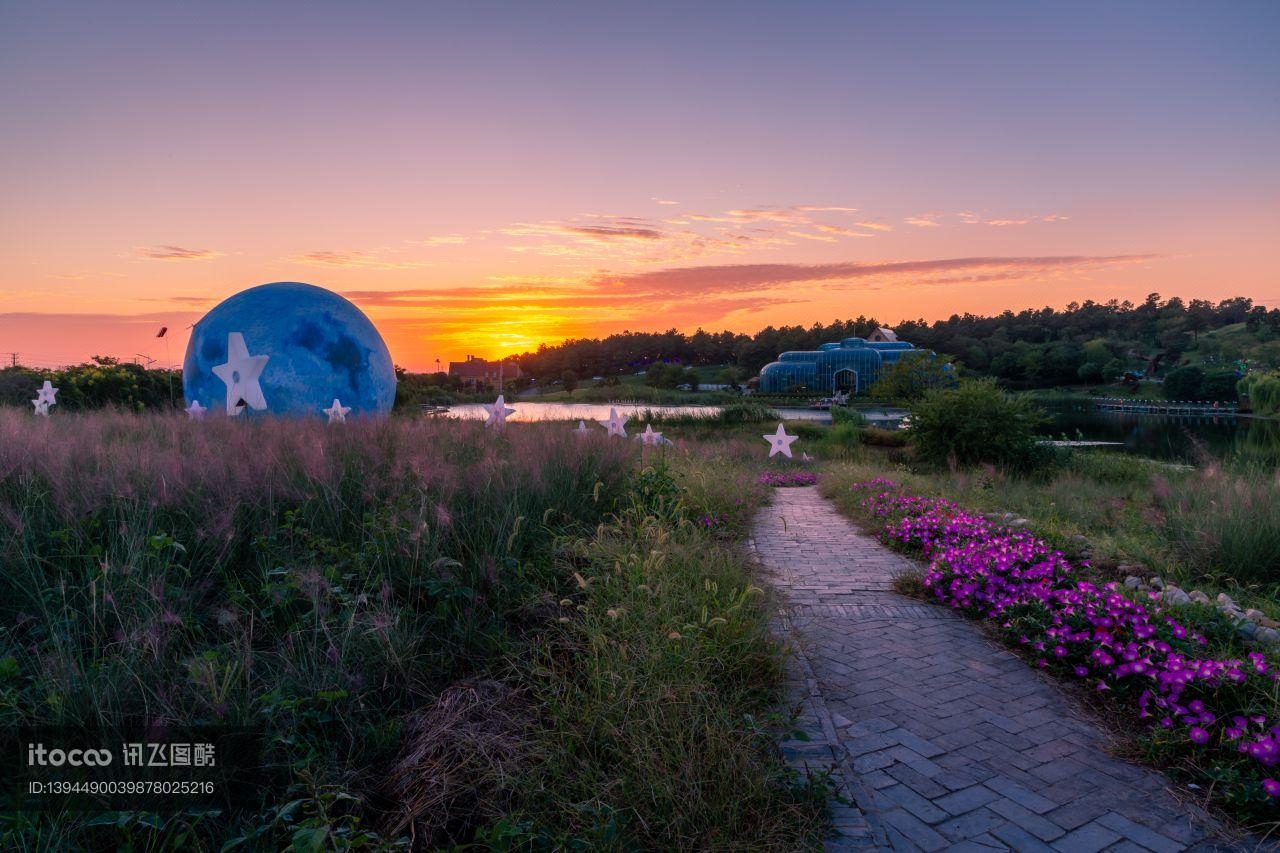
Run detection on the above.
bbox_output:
[0,410,631,849]
[506,492,826,848]
[1161,464,1280,586]
[0,410,823,850]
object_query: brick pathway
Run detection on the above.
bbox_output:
[752,486,1251,852]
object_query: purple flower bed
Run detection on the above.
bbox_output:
[758,471,818,488]
[851,479,1280,811]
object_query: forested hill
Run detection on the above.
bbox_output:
[515,295,1280,388]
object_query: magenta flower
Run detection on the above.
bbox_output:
[1263,779,1280,797]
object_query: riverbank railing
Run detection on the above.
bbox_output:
[1092,397,1238,417]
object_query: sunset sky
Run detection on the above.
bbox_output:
[1,1,1277,371]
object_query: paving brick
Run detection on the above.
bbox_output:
[983,776,1058,815]
[934,806,1006,842]
[1049,819,1121,852]
[1095,811,1188,853]
[991,822,1058,852]
[885,761,949,799]
[987,796,1067,842]
[879,807,950,852]
[934,783,1001,817]
[877,782,949,824]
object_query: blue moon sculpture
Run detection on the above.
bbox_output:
[183,282,396,418]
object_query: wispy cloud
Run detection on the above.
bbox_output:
[960,211,1070,226]
[592,254,1159,296]
[409,234,468,246]
[814,224,876,238]
[287,249,434,270]
[132,245,222,261]
[47,271,126,281]
[651,197,680,205]
[904,215,943,228]
[856,221,894,232]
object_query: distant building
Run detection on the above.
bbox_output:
[758,333,930,394]
[448,355,521,388]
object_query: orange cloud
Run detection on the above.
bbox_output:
[814,224,877,238]
[132,245,222,261]
[287,250,434,270]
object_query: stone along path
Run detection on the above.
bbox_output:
[751,486,1242,852]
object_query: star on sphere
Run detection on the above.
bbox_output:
[31,399,50,417]
[484,394,516,428]
[34,380,58,407]
[185,400,207,421]
[763,423,799,458]
[638,424,665,446]
[211,332,269,416]
[573,419,593,435]
[599,407,629,438]
[323,398,351,424]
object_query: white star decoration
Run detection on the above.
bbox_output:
[599,407,629,438]
[638,424,665,446]
[35,380,58,407]
[211,332,269,416]
[484,394,516,428]
[324,398,351,423]
[763,423,799,458]
[32,399,50,417]
[573,419,593,434]
[185,400,207,421]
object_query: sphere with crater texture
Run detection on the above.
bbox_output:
[183,282,396,418]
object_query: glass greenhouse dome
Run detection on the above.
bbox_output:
[757,333,933,394]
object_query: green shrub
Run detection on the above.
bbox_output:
[861,426,907,448]
[908,379,1050,472]
[1240,372,1280,415]
[830,406,865,426]
[828,422,862,451]
[1164,365,1239,402]
[718,402,778,423]
[1164,365,1205,400]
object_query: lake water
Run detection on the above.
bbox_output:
[443,402,836,423]
[1042,406,1280,465]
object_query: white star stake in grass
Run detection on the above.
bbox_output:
[323,398,351,424]
[32,399,50,417]
[484,394,516,428]
[185,400,207,421]
[764,423,798,458]
[34,380,58,408]
[599,407,628,438]
[212,332,269,416]
[573,419,592,435]
[639,424,664,446]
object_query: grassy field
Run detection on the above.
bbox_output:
[819,450,1280,610]
[0,409,826,851]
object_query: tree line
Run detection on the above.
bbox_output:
[513,295,1280,393]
